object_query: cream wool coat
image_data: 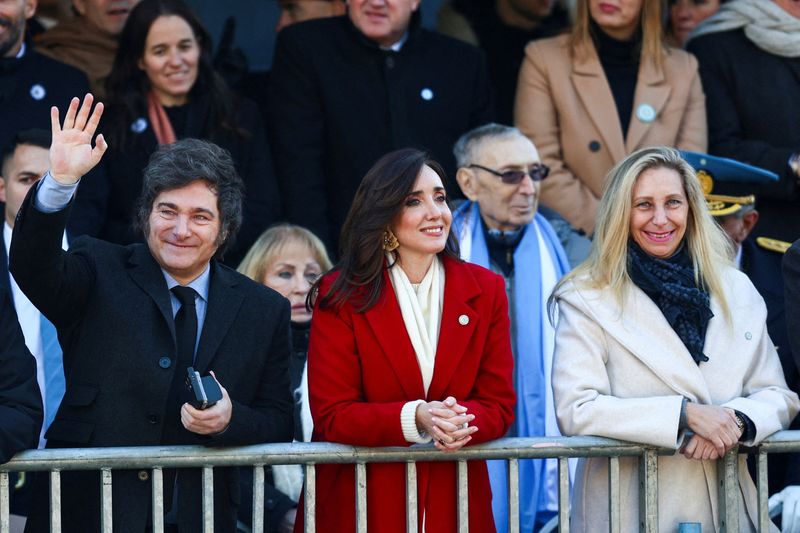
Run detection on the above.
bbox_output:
[552,267,799,532]
[515,34,707,235]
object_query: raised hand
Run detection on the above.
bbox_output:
[50,94,107,184]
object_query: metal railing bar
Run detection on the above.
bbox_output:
[49,470,61,533]
[558,457,569,533]
[757,451,769,532]
[0,436,662,472]
[0,471,9,533]
[152,467,164,533]
[718,449,739,532]
[639,449,657,533]
[202,466,213,533]
[355,463,367,533]
[100,468,112,533]
[457,460,468,533]
[405,462,417,533]
[303,463,315,533]
[252,465,264,533]
[507,459,519,533]
[608,456,620,533]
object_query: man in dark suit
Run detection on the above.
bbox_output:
[268,0,494,249]
[0,284,42,464]
[11,95,294,533]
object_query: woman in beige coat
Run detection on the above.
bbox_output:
[515,0,707,235]
[551,147,799,532]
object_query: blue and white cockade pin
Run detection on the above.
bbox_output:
[420,88,434,101]
[458,314,469,326]
[636,103,656,123]
[130,118,148,133]
[29,84,46,100]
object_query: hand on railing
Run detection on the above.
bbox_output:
[684,403,742,457]
[680,434,723,460]
[769,485,800,532]
[415,396,478,452]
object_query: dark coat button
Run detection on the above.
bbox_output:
[158,356,171,369]
[148,414,159,425]
[138,470,149,481]
[589,140,601,152]
[386,56,395,69]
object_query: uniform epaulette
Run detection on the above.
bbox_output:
[756,236,791,254]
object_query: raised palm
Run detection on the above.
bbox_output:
[50,94,107,184]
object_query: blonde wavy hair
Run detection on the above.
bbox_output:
[570,0,665,68]
[237,224,333,285]
[553,146,733,316]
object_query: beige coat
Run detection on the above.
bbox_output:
[515,34,707,234]
[552,267,799,532]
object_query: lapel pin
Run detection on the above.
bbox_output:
[636,103,656,123]
[420,88,434,101]
[458,314,469,326]
[131,118,148,133]
[29,84,45,100]
[745,331,752,340]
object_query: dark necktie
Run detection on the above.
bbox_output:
[163,286,197,443]
[171,286,198,369]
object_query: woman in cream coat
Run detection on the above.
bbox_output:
[551,147,798,531]
[515,0,707,235]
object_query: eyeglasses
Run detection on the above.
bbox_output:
[468,163,550,184]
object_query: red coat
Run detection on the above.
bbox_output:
[298,256,515,533]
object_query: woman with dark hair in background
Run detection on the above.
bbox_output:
[237,224,332,533]
[515,0,707,236]
[297,148,515,533]
[98,0,279,263]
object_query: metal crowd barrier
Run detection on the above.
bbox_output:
[2,431,800,533]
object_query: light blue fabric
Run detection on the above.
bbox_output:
[453,201,570,533]
[39,315,65,432]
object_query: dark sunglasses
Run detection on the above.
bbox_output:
[468,163,550,184]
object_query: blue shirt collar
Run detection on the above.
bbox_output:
[162,264,211,302]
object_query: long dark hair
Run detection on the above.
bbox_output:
[104,0,239,148]
[313,148,460,313]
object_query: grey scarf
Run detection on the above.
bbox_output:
[688,0,800,57]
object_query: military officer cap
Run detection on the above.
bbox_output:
[680,151,789,253]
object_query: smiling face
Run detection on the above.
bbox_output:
[73,0,140,36]
[390,164,452,271]
[457,135,542,231]
[262,241,322,323]
[347,0,420,47]
[668,0,719,45]
[146,180,221,284]
[0,143,49,227]
[589,0,643,40]
[138,14,199,107]
[629,166,689,259]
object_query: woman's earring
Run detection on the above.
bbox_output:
[383,230,399,252]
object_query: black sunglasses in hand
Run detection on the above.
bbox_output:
[468,163,550,184]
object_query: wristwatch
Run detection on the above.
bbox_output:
[789,152,800,176]
[734,413,746,435]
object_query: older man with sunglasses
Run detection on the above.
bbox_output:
[452,123,588,533]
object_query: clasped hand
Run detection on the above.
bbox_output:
[680,403,742,460]
[415,396,478,452]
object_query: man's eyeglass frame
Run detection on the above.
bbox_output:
[468,163,550,184]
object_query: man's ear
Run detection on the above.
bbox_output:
[24,0,37,20]
[455,168,479,201]
[0,178,6,204]
[741,209,760,240]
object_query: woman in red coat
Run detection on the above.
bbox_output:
[297,148,516,533]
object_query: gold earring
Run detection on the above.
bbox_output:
[382,230,399,251]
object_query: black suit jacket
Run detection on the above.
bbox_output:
[0,284,42,464]
[687,30,800,241]
[785,240,800,377]
[10,189,293,533]
[268,14,494,249]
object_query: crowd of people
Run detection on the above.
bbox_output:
[1,0,800,532]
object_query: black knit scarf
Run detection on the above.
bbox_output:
[628,242,714,364]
